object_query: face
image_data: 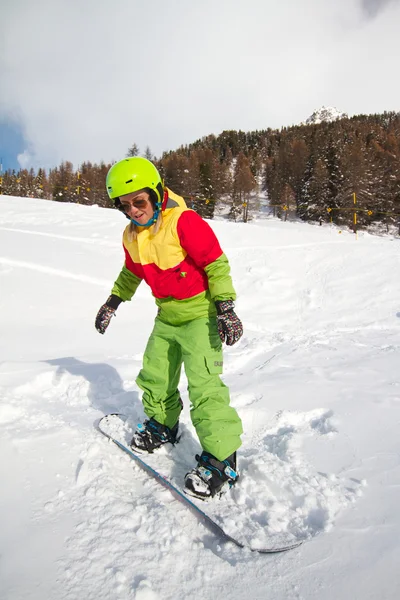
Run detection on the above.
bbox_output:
[118,190,154,224]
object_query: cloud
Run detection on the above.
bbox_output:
[17,150,33,169]
[361,0,399,18]
[1,0,399,170]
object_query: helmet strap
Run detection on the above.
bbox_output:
[130,201,162,227]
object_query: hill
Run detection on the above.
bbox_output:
[1,195,400,599]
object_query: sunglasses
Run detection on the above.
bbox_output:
[118,198,149,212]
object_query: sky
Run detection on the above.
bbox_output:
[1,195,400,598]
[0,0,400,172]
[0,120,24,172]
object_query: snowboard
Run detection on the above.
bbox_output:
[97,413,303,554]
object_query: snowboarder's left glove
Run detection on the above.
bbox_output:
[215,300,243,346]
[95,294,122,334]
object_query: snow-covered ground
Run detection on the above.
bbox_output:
[1,196,400,600]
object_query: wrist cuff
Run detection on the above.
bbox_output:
[106,294,123,309]
[215,300,234,315]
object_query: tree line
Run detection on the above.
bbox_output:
[1,111,399,231]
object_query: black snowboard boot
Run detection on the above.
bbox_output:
[130,418,179,453]
[184,451,238,500]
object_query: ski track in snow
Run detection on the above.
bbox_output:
[2,197,400,599]
[0,256,110,287]
[0,226,120,247]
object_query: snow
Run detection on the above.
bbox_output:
[304,106,348,125]
[1,195,400,599]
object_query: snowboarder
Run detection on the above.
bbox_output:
[95,157,243,499]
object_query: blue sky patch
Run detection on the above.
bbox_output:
[0,120,25,172]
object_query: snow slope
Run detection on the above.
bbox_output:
[1,196,400,600]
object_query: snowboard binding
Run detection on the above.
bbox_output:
[184,451,239,500]
[130,418,179,453]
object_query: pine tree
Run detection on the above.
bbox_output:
[52,161,74,202]
[290,139,309,205]
[231,153,257,222]
[325,138,343,213]
[126,144,139,157]
[34,168,46,198]
[144,146,153,161]
[301,158,330,222]
[194,149,223,219]
[339,135,374,230]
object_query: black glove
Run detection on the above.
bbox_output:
[95,295,123,334]
[215,300,243,346]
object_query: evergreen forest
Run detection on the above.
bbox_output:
[1,111,399,233]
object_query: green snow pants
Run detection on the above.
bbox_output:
[136,316,242,461]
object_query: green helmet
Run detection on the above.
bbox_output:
[106,157,163,204]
